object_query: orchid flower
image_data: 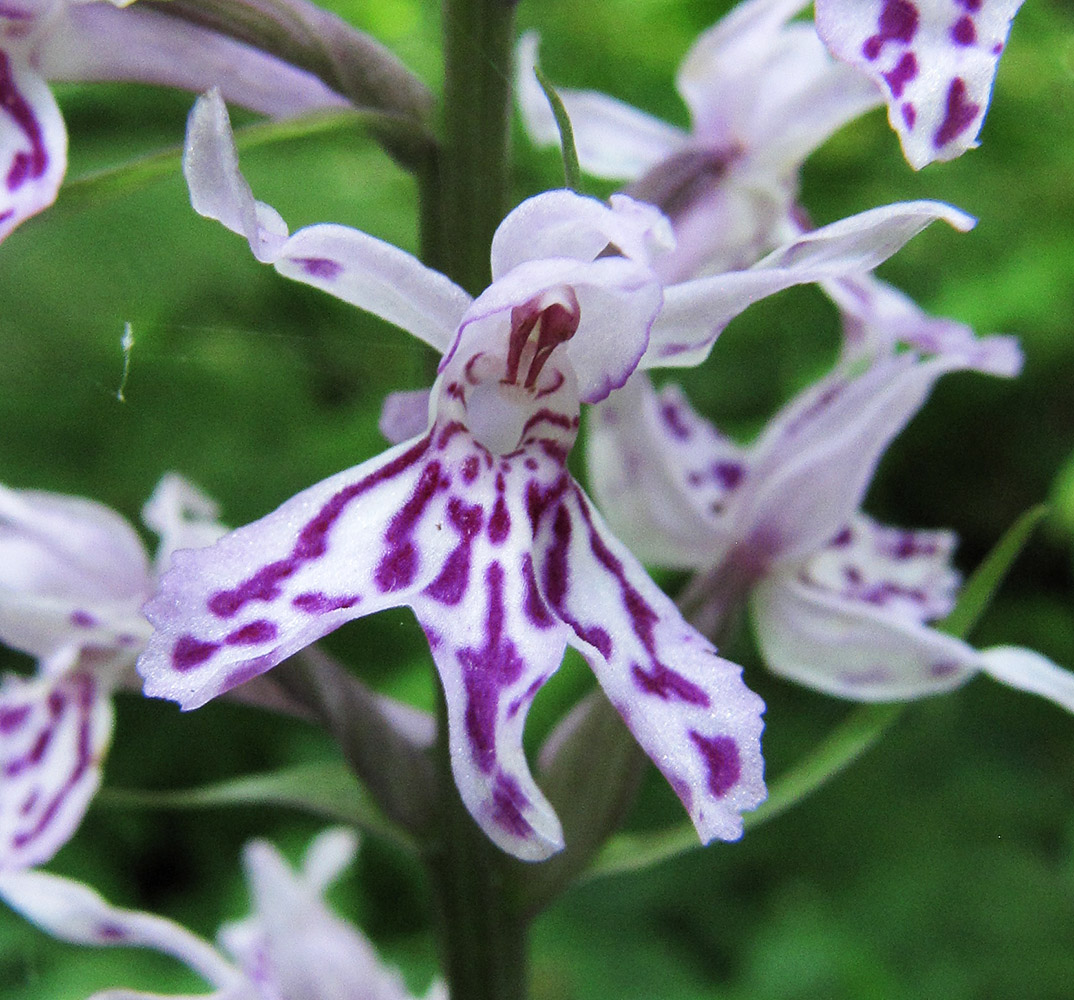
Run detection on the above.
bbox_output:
[0,827,445,1000]
[135,91,974,861]
[517,0,884,280]
[814,0,1026,168]
[0,473,224,871]
[0,0,350,244]
[588,325,1074,713]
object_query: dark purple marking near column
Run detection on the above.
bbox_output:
[0,704,30,733]
[490,770,533,838]
[883,52,918,98]
[462,455,481,483]
[689,730,741,798]
[292,591,360,614]
[829,526,853,548]
[951,15,976,45]
[525,473,570,533]
[208,435,432,618]
[536,369,565,399]
[460,561,528,772]
[377,459,446,593]
[659,400,692,441]
[934,77,979,147]
[294,257,343,280]
[632,662,709,706]
[172,635,220,673]
[901,102,917,129]
[1,53,48,193]
[862,0,920,60]
[521,408,575,437]
[424,496,483,605]
[225,620,278,646]
[488,474,511,546]
[437,421,467,451]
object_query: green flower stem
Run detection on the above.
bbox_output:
[416,4,528,997]
[425,690,530,1000]
[437,0,517,294]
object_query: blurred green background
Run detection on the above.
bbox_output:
[2,0,1074,997]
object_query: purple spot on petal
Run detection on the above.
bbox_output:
[934,77,980,148]
[225,620,277,646]
[632,662,710,706]
[712,461,744,491]
[462,455,480,483]
[955,0,981,10]
[0,704,31,734]
[992,42,1003,55]
[488,495,511,545]
[521,553,556,630]
[460,562,529,772]
[292,591,360,614]
[172,635,220,672]
[690,731,741,798]
[659,400,692,441]
[902,102,917,129]
[930,660,961,678]
[883,51,918,98]
[96,923,128,942]
[295,257,343,280]
[69,610,97,628]
[951,15,976,45]
[863,0,919,58]
[490,771,533,838]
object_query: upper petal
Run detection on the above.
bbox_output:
[751,571,979,699]
[141,473,226,572]
[0,671,113,871]
[139,433,451,710]
[814,0,1025,168]
[646,200,974,367]
[184,91,468,353]
[534,484,766,843]
[0,54,66,243]
[516,32,687,181]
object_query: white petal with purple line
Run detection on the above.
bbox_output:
[751,573,979,699]
[815,0,1026,168]
[184,91,469,352]
[533,486,766,843]
[645,199,974,366]
[0,672,113,871]
[0,54,66,243]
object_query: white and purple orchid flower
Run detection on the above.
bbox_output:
[0,474,224,871]
[0,0,348,244]
[517,0,883,280]
[135,91,973,861]
[814,0,1025,168]
[0,827,445,1000]
[588,323,1074,713]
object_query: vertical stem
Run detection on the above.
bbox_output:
[425,689,530,1000]
[438,0,517,294]
[419,7,526,996]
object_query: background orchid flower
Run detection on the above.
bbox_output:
[0,0,351,244]
[136,92,775,863]
[0,827,445,1000]
[814,0,1026,168]
[0,473,223,871]
[588,331,1074,714]
[517,0,884,279]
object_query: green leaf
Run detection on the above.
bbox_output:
[533,66,583,193]
[936,503,1048,640]
[58,109,398,211]
[96,760,416,853]
[585,505,1049,880]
